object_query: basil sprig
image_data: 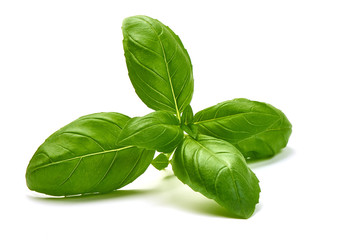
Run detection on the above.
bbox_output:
[26,15,292,219]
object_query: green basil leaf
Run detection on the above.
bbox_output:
[26,112,155,196]
[172,135,260,218]
[180,105,198,138]
[181,105,194,126]
[117,111,184,153]
[181,124,199,140]
[122,15,194,120]
[194,98,292,160]
[151,153,170,170]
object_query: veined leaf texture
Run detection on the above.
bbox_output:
[26,112,155,196]
[118,111,184,153]
[172,135,260,218]
[194,98,292,160]
[122,15,194,119]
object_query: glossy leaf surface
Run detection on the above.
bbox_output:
[117,111,184,153]
[26,112,155,196]
[181,105,194,126]
[194,98,292,160]
[172,135,260,218]
[122,15,194,119]
[152,153,169,170]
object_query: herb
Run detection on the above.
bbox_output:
[122,15,194,120]
[26,15,292,218]
[26,113,154,196]
[151,153,170,171]
[118,111,184,153]
[172,135,260,219]
[194,98,292,160]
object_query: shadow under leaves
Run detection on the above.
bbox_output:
[28,189,155,204]
[26,146,292,217]
[247,147,295,169]
[157,173,246,219]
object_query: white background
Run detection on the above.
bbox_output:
[1,0,359,239]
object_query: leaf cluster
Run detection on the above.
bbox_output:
[25,15,292,219]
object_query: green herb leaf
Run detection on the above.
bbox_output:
[180,124,198,140]
[117,111,184,153]
[122,15,194,120]
[172,135,260,218]
[180,105,198,138]
[181,105,194,126]
[25,112,155,196]
[194,98,292,160]
[152,153,170,170]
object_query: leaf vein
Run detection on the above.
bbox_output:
[80,117,123,131]
[116,149,144,188]
[131,78,174,111]
[90,151,118,190]
[29,146,134,173]
[194,112,278,125]
[60,131,106,151]
[128,50,168,83]
[126,31,162,57]
[137,17,181,120]
[59,157,83,186]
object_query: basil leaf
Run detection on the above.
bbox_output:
[181,105,194,126]
[172,135,260,218]
[194,98,292,160]
[26,112,155,196]
[151,153,170,170]
[122,15,194,120]
[181,124,199,140]
[117,111,184,153]
[180,105,198,138]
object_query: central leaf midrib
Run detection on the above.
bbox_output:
[157,30,180,121]
[194,112,278,125]
[190,137,243,202]
[235,118,290,144]
[119,122,178,143]
[197,112,289,144]
[30,146,134,173]
[140,17,181,121]
[190,138,233,170]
